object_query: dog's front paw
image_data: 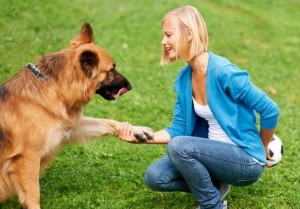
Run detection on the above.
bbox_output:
[133,126,154,143]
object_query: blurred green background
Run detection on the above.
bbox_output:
[0,0,299,208]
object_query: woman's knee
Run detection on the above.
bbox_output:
[144,157,178,191]
[167,136,187,159]
[144,165,165,191]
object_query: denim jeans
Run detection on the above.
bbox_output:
[144,136,264,209]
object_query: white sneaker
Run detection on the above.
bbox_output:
[194,184,230,209]
[222,200,228,209]
[195,200,227,209]
[219,183,231,200]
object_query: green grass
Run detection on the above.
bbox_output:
[0,0,299,208]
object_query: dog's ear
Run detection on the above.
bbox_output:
[72,22,94,45]
[80,50,99,78]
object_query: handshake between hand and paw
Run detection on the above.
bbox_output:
[117,122,154,143]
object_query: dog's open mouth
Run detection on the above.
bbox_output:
[112,87,128,99]
[96,83,132,100]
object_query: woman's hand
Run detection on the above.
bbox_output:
[265,144,276,167]
[260,128,276,167]
[117,122,153,143]
[117,123,171,144]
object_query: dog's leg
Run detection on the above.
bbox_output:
[70,116,120,141]
[69,116,153,142]
[0,162,13,203]
[9,153,41,209]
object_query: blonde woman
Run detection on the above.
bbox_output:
[118,5,279,209]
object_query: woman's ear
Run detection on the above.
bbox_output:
[187,28,193,42]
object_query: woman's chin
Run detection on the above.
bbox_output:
[167,54,177,60]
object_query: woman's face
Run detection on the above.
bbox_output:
[161,18,177,60]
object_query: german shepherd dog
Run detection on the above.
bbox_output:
[0,23,153,209]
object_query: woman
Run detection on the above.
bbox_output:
[118,5,280,209]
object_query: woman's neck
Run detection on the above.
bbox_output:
[188,52,209,75]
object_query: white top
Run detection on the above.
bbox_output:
[192,97,237,145]
[192,98,264,165]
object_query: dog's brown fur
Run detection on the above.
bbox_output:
[0,23,152,209]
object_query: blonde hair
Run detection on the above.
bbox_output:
[160,5,209,65]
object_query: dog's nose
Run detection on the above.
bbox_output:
[127,82,132,91]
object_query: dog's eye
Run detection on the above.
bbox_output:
[110,68,116,73]
[107,68,115,79]
[110,64,116,71]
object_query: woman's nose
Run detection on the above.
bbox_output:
[161,36,166,45]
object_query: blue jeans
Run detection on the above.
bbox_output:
[144,136,264,209]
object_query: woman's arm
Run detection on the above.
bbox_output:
[117,122,170,144]
[148,129,171,144]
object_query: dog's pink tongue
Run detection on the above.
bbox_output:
[113,87,128,99]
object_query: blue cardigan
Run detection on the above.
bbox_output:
[165,52,280,163]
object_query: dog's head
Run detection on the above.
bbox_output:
[70,23,132,101]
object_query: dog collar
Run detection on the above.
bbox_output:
[26,63,48,81]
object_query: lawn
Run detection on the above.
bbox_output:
[0,0,299,208]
